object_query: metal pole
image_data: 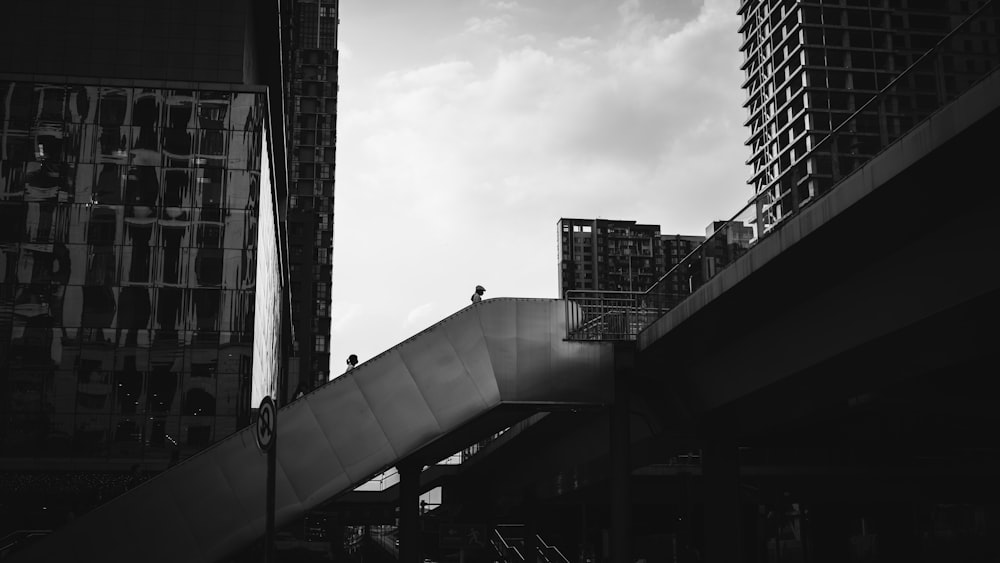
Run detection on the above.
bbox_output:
[265,411,277,563]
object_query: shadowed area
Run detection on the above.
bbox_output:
[11,298,614,563]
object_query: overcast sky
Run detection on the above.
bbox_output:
[329,0,751,375]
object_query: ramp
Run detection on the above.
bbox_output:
[11,298,613,563]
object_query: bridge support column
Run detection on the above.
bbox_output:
[702,442,742,563]
[398,461,421,563]
[610,342,634,563]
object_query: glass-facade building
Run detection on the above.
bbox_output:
[0,80,281,464]
[0,6,291,541]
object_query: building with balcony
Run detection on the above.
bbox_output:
[739,0,999,230]
[558,218,703,296]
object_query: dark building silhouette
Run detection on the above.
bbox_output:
[283,0,339,388]
[0,0,290,537]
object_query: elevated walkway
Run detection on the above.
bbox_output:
[11,298,614,563]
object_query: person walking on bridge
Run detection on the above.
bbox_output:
[471,285,485,303]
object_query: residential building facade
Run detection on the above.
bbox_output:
[739,0,999,230]
[558,218,704,296]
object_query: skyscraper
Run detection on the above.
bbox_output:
[0,0,290,535]
[739,0,998,230]
[283,0,339,389]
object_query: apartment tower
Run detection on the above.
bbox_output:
[558,218,704,296]
[739,0,998,230]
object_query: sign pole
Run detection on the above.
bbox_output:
[266,425,276,562]
[256,396,277,563]
[266,418,276,562]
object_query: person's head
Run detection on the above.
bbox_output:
[475,285,485,295]
[347,354,358,366]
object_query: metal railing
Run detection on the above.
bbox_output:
[536,534,571,563]
[0,529,52,560]
[565,290,664,341]
[492,527,526,562]
[567,1,998,341]
[492,526,570,563]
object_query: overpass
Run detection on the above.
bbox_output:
[9,299,614,563]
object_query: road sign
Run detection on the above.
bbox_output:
[256,396,276,452]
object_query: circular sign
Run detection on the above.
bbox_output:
[256,396,276,452]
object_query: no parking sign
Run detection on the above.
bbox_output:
[256,396,276,452]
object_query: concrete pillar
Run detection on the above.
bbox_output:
[398,461,421,563]
[702,443,742,563]
[610,342,634,563]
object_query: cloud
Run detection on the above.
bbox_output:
[332,0,751,372]
[343,0,747,231]
[331,302,363,334]
[405,302,437,327]
[463,16,512,35]
[557,36,598,51]
[484,0,520,9]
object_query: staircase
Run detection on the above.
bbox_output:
[492,525,569,563]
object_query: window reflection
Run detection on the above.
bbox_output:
[1,82,272,463]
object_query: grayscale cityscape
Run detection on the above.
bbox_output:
[1,1,998,562]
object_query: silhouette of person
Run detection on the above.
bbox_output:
[346,354,359,372]
[471,285,485,303]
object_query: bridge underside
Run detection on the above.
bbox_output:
[639,70,1000,439]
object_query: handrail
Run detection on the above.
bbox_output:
[492,527,525,562]
[535,533,571,563]
[566,1,997,341]
[0,530,52,558]
[491,524,570,563]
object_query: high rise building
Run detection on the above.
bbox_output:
[0,0,290,534]
[558,218,703,296]
[739,0,998,230]
[283,0,339,389]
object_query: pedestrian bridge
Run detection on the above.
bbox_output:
[10,299,614,563]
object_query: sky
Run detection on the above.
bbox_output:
[330,0,751,375]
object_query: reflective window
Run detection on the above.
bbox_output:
[0,82,275,464]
